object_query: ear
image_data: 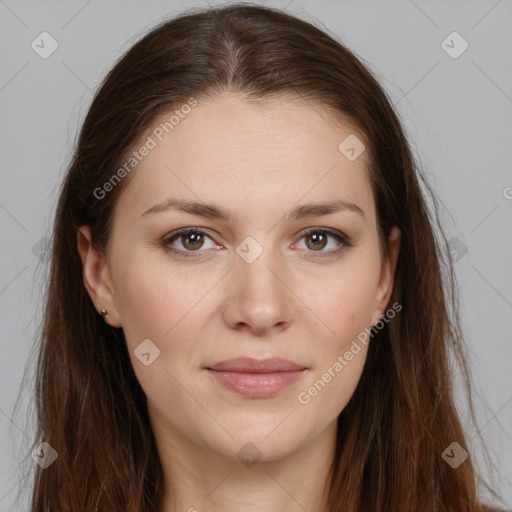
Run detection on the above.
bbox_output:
[77,226,121,327]
[371,226,401,325]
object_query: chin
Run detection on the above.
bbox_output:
[199,418,307,463]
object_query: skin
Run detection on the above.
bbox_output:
[77,92,401,512]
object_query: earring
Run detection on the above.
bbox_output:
[100,309,109,321]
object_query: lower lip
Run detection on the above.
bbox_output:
[206,369,305,398]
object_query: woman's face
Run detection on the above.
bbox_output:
[79,93,400,463]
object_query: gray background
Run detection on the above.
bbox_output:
[0,0,511,510]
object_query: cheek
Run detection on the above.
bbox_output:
[111,253,216,389]
[307,263,380,349]
[112,252,200,341]
[113,267,171,342]
[111,258,203,407]
[296,276,374,419]
[310,285,373,386]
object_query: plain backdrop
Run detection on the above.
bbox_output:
[0,0,511,510]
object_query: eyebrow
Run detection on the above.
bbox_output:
[141,197,366,224]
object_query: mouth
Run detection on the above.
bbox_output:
[205,357,307,398]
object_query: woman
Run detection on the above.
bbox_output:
[21,3,506,511]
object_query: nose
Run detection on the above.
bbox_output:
[221,243,293,336]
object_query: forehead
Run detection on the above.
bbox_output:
[115,92,374,225]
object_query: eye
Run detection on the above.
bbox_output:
[292,228,351,257]
[161,227,352,259]
[162,228,220,257]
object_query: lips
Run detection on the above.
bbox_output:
[207,357,305,373]
[205,357,307,398]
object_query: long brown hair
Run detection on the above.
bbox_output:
[13,3,503,511]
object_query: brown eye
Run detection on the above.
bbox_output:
[180,231,205,251]
[304,231,328,251]
[294,228,351,257]
[163,228,218,256]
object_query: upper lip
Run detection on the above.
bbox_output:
[206,357,306,373]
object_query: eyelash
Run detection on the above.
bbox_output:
[161,227,352,259]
